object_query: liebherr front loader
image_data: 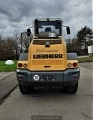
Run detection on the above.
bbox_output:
[16,18,80,94]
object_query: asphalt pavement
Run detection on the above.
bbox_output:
[0,72,18,101]
[79,62,93,69]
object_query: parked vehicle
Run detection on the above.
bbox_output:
[16,18,80,94]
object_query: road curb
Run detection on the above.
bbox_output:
[0,73,18,102]
[0,84,18,103]
[0,72,15,82]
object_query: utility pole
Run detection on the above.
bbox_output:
[20,33,22,53]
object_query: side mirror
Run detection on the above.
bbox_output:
[27,28,31,36]
[66,27,70,34]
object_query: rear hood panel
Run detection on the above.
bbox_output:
[28,43,67,71]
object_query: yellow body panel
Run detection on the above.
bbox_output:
[17,38,79,70]
[28,38,68,71]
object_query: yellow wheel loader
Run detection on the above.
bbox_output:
[16,18,80,94]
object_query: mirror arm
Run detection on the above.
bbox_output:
[63,25,68,27]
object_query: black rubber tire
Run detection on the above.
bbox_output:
[19,84,34,94]
[63,82,78,94]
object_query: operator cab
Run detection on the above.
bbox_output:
[27,18,70,38]
[34,18,62,38]
[35,18,62,38]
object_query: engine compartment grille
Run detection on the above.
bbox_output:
[33,39,62,45]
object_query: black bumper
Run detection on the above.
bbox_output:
[16,68,80,87]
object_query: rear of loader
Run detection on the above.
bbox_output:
[16,18,80,94]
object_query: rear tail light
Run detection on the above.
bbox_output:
[18,63,22,67]
[73,62,77,67]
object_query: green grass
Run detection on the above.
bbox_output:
[0,60,17,72]
[78,57,93,63]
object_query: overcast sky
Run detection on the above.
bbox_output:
[0,0,92,38]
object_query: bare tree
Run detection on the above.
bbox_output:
[0,36,16,60]
[13,30,20,58]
